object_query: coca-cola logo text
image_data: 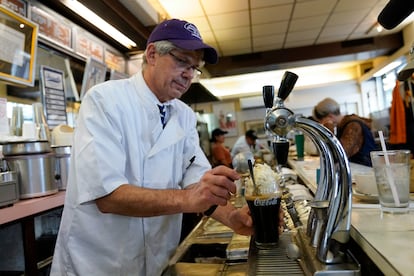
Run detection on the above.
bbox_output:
[254,197,279,206]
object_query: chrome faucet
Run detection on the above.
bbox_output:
[263,71,352,264]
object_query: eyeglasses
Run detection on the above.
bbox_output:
[168,52,203,75]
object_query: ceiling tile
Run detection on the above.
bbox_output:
[326,10,371,26]
[316,35,348,44]
[347,32,375,41]
[254,43,284,52]
[159,0,204,17]
[250,0,293,9]
[319,24,359,37]
[252,21,289,36]
[251,5,293,24]
[289,16,328,31]
[221,49,252,56]
[353,21,376,34]
[201,0,249,14]
[253,33,285,47]
[219,38,251,51]
[200,31,217,43]
[208,11,250,30]
[286,29,320,42]
[293,0,337,19]
[335,0,379,12]
[214,26,251,41]
[284,39,316,48]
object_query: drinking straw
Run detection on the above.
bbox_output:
[378,131,400,205]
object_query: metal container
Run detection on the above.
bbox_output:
[0,171,19,207]
[2,140,51,156]
[4,152,58,199]
[52,146,71,190]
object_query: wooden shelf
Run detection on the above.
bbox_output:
[0,191,65,225]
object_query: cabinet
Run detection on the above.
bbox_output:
[0,192,65,275]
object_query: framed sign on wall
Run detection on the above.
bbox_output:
[80,57,107,100]
[0,4,38,86]
[212,102,238,137]
[39,65,68,128]
[244,119,266,138]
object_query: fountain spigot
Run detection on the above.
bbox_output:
[261,71,352,264]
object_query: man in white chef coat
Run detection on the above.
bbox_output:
[50,19,253,275]
[231,129,269,159]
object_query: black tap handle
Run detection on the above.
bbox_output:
[262,85,274,108]
[277,71,298,101]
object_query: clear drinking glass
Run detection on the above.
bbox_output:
[245,163,282,248]
[370,150,411,214]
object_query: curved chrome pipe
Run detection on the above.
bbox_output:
[264,106,352,264]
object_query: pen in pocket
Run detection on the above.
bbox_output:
[186,155,196,169]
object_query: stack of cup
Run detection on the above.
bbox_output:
[32,103,51,141]
[22,122,37,139]
[10,106,23,136]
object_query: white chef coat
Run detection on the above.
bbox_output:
[230,135,267,158]
[50,72,211,276]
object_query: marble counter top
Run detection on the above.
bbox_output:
[289,156,414,275]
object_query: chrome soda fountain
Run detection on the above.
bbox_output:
[263,71,353,264]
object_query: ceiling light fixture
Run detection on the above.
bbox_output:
[373,60,403,77]
[60,0,137,49]
[365,21,383,35]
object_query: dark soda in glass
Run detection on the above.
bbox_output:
[273,140,290,166]
[246,193,281,248]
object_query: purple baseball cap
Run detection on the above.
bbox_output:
[147,19,218,64]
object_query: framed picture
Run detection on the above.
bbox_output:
[80,57,107,100]
[0,0,27,17]
[244,119,266,138]
[212,102,238,137]
[109,69,128,80]
[0,4,38,86]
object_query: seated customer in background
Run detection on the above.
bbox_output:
[211,128,233,168]
[313,98,378,166]
[231,129,268,159]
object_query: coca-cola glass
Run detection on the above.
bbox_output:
[245,163,282,248]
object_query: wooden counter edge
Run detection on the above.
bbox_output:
[0,191,65,225]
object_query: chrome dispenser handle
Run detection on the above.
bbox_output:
[263,85,274,109]
[277,71,298,101]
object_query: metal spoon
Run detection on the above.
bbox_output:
[247,159,259,195]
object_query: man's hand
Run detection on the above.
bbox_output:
[185,166,240,213]
[226,205,254,236]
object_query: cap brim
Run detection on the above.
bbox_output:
[170,39,218,64]
[398,60,414,81]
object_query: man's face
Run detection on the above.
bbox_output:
[145,44,204,102]
[246,137,256,146]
